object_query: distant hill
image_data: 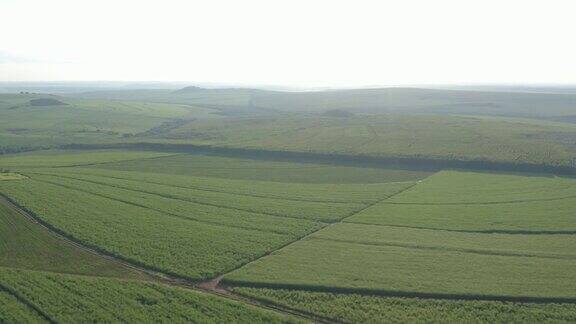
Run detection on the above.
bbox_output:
[172,86,205,94]
[72,87,576,119]
[28,98,68,106]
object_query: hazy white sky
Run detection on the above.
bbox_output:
[1,0,575,86]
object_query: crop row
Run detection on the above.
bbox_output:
[232,287,576,323]
[25,171,364,222]
[224,224,576,299]
[40,166,414,204]
[0,201,147,279]
[0,290,46,323]
[0,267,296,323]
[0,179,296,280]
[30,173,322,236]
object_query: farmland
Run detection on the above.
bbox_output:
[232,288,576,323]
[2,86,576,322]
[348,171,576,232]
[0,198,148,279]
[92,152,432,184]
[0,267,298,323]
[0,151,416,283]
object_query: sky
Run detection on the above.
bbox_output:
[1,0,575,87]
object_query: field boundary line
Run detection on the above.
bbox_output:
[205,180,421,291]
[0,195,321,323]
[342,221,576,235]
[380,192,576,206]
[309,237,576,260]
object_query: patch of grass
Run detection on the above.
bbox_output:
[0,201,149,279]
[224,224,576,299]
[0,267,299,323]
[233,287,576,323]
[95,153,431,184]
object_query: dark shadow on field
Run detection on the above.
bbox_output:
[61,143,576,178]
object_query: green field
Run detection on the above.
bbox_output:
[123,114,576,170]
[224,170,576,301]
[0,149,177,168]
[0,93,220,152]
[224,230,576,299]
[3,85,576,322]
[0,200,148,279]
[233,288,576,323]
[94,152,431,184]
[0,267,298,323]
[349,171,576,232]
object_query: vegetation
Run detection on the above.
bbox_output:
[0,267,299,323]
[0,149,177,168]
[0,201,148,279]
[0,93,219,151]
[123,114,576,170]
[45,167,418,203]
[74,86,576,118]
[224,233,576,299]
[233,287,576,323]
[4,85,576,321]
[24,172,324,234]
[349,171,576,232]
[93,152,431,184]
[0,291,46,323]
[0,178,298,280]
[24,171,368,222]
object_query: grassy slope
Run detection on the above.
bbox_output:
[0,267,299,323]
[74,87,576,118]
[0,201,148,280]
[0,93,220,151]
[233,287,576,323]
[137,114,576,168]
